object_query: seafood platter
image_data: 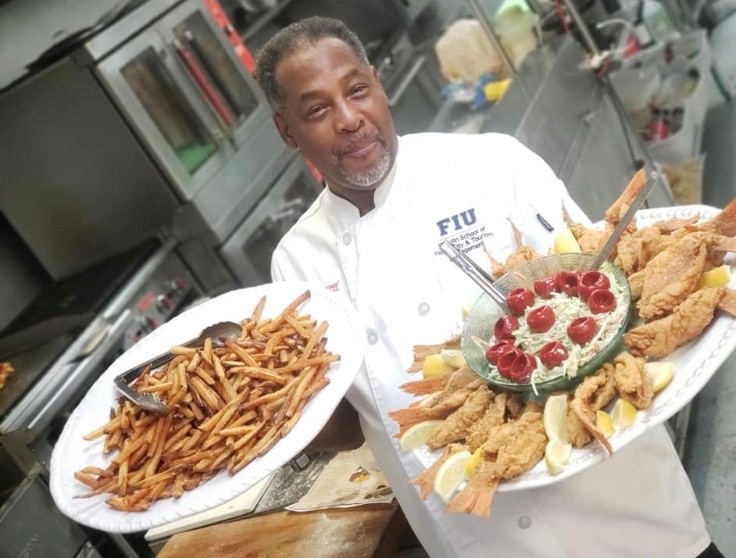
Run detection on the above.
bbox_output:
[390,170,736,518]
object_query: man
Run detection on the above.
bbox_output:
[255,16,721,558]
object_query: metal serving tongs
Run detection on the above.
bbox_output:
[590,171,657,270]
[439,240,510,313]
[113,321,241,414]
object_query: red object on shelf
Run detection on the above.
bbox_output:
[203,0,256,73]
[623,35,642,58]
[648,114,670,141]
[175,41,236,127]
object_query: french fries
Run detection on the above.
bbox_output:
[75,290,339,512]
[0,361,13,391]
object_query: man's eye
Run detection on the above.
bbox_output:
[351,85,369,97]
[306,105,327,118]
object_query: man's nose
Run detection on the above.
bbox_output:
[333,100,363,132]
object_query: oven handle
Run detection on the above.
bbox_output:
[172,39,236,130]
[389,55,426,107]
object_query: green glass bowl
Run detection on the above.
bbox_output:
[461,253,632,394]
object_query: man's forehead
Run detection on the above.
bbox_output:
[278,37,365,74]
[276,38,370,99]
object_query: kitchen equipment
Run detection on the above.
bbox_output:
[220,155,322,286]
[590,172,657,269]
[113,320,240,412]
[461,252,631,394]
[0,0,288,288]
[438,240,510,313]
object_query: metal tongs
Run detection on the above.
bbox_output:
[113,321,241,414]
[590,171,657,269]
[439,240,510,313]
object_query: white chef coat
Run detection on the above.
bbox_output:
[271,133,710,558]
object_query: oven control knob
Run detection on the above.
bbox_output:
[156,294,173,313]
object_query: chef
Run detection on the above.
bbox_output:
[255,16,723,558]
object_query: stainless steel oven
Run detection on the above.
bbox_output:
[93,0,281,205]
[0,0,290,287]
[220,154,322,286]
[90,0,290,242]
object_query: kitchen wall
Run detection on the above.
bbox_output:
[0,0,121,89]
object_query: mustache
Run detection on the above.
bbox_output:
[334,133,384,157]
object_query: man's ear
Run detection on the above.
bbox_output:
[273,112,298,149]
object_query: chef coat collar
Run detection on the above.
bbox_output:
[322,141,400,220]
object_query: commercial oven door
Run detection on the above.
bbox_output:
[157,0,270,151]
[96,24,236,200]
[219,155,323,287]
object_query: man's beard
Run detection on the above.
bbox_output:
[335,138,392,189]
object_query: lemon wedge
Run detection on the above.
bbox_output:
[434,450,472,503]
[612,399,637,431]
[699,265,731,288]
[464,448,484,479]
[596,410,614,438]
[544,439,572,475]
[441,349,466,369]
[645,361,674,393]
[422,353,455,379]
[553,228,582,254]
[543,393,570,443]
[398,420,444,451]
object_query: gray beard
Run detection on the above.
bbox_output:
[336,142,392,189]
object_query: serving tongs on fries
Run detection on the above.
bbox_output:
[439,240,510,313]
[113,321,241,414]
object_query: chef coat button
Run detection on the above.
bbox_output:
[518,515,532,529]
[418,302,430,316]
[367,329,378,345]
[342,233,352,245]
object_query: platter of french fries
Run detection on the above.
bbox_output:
[49,281,366,533]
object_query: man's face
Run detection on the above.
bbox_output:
[272,37,398,194]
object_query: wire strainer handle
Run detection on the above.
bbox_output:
[438,241,510,313]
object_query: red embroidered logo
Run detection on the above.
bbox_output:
[325,281,340,292]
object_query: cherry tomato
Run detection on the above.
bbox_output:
[497,346,521,379]
[493,315,519,341]
[588,288,616,314]
[567,316,598,345]
[534,277,557,298]
[485,340,515,365]
[555,271,581,296]
[578,271,611,301]
[526,305,555,333]
[538,341,569,368]
[509,352,536,383]
[506,287,535,315]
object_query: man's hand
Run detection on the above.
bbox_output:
[304,398,364,454]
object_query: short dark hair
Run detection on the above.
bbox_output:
[254,16,369,111]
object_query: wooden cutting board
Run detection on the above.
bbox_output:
[157,502,408,558]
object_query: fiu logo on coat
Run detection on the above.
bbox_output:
[435,208,493,253]
[436,209,477,236]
